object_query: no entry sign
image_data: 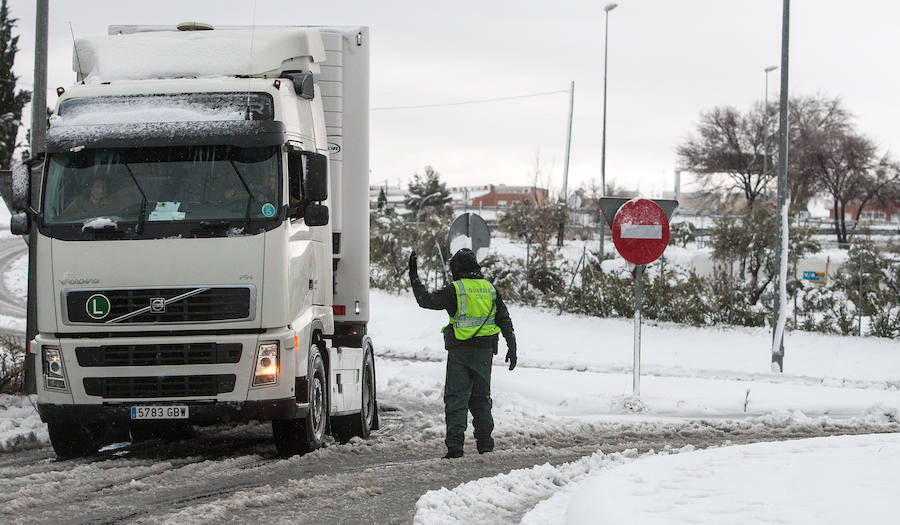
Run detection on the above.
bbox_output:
[611,198,670,265]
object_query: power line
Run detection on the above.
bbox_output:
[371,89,568,111]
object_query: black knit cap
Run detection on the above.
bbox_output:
[449,248,484,280]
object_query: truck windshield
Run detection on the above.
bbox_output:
[42,145,282,227]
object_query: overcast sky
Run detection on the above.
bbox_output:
[8,0,900,197]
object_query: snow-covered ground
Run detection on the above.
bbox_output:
[366,290,900,523]
[1,255,899,522]
[0,395,47,452]
[526,433,900,525]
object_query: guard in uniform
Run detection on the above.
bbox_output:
[408,248,517,459]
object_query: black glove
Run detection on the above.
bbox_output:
[505,348,517,371]
[408,251,418,282]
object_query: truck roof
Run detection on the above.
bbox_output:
[74,27,326,83]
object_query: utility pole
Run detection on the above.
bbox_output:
[24,0,48,394]
[31,0,48,154]
[771,0,790,372]
[561,80,574,199]
[558,80,574,247]
[599,3,618,259]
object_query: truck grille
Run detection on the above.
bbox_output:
[75,343,242,367]
[64,287,254,324]
[83,374,237,398]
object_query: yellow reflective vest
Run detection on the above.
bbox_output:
[446,279,502,340]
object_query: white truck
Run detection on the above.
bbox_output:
[10,23,377,458]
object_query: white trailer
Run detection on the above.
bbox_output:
[10,24,377,458]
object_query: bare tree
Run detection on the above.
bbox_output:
[787,96,851,212]
[677,105,773,209]
[793,99,898,246]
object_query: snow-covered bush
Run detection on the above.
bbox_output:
[642,257,710,326]
[369,210,410,292]
[794,281,858,336]
[480,252,565,307]
[868,306,900,339]
[793,240,900,338]
[369,208,451,293]
[704,265,768,327]
[668,221,697,248]
[0,335,25,394]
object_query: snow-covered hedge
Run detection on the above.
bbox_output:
[368,210,900,339]
[0,335,25,394]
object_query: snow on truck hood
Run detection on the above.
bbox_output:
[73,28,326,83]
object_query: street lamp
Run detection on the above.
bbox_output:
[599,2,618,259]
[415,191,442,222]
[763,65,777,181]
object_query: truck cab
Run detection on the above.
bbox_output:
[11,25,376,458]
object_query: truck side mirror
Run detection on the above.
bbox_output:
[10,211,30,235]
[282,71,315,100]
[304,203,329,226]
[302,151,328,202]
[11,161,30,211]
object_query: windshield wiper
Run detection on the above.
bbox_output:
[122,162,149,233]
[229,160,254,229]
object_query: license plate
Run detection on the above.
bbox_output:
[130,405,189,420]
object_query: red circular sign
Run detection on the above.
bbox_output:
[611,199,670,265]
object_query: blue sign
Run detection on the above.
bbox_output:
[802,271,826,283]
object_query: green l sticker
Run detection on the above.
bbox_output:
[86,294,111,320]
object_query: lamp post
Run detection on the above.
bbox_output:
[763,65,777,182]
[416,191,442,223]
[599,2,618,259]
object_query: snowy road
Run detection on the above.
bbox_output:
[0,234,26,333]
[1,385,894,525]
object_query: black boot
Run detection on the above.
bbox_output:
[442,449,464,459]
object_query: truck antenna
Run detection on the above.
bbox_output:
[69,22,85,84]
[245,0,258,120]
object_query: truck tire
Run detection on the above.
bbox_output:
[48,422,99,459]
[272,342,328,458]
[331,346,376,443]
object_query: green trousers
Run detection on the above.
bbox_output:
[444,347,494,454]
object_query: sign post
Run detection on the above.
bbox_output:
[600,197,677,397]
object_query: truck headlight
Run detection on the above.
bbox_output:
[253,343,279,386]
[43,346,68,391]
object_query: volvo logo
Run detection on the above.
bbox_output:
[150,298,166,313]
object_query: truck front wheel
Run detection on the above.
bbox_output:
[272,342,328,458]
[48,422,99,459]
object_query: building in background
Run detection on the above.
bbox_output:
[368,184,408,209]
[468,184,548,208]
[829,202,900,224]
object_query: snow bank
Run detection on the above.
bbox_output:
[0,395,48,452]
[414,449,642,524]
[552,433,900,525]
[379,358,900,426]
[370,290,900,387]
